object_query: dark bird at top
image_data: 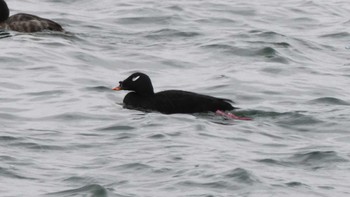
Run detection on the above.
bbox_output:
[112,72,236,114]
[0,0,64,32]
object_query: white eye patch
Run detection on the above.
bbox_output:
[132,75,140,81]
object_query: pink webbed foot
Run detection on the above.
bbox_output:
[216,110,252,120]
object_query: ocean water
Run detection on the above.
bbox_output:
[1,0,350,196]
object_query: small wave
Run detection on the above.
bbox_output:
[148,133,166,139]
[177,180,232,190]
[222,168,260,184]
[231,110,294,119]
[256,158,284,165]
[166,5,184,11]
[289,151,348,166]
[116,16,176,25]
[200,44,241,53]
[285,181,309,187]
[0,155,16,161]
[0,166,36,180]
[97,124,135,131]
[196,17,239,26]
[247,40,291,48]
[84,86,112,92]
[255,47,278,58]
[1,134,64,151]
[307,97,350,106]
[0,135,23,142]
[175,168,260,191]
[277,114,322,125]
[46,184,108,197]
[42,112,111,121]
[0,113,29,121]
[114,163,152,172]
[273,111,324,132]
[27,66,58,71]
[249,30,286,38]
[0,31,11,39]
[0,82,23,89]
[200,44,287,62]
[320,32,350,38]
[24,90,66,96]
[145,28,201,39]
[257,151,348,169]
[113,133,136,140]
[9,141,64,151]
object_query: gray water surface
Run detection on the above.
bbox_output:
[1,0,350,196]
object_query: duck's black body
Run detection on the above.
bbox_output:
[113,73,235,114]
[123,90,234,114]
[0,0,63,32]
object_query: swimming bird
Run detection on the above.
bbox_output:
[112,72,237,114]
[0,0,63,32]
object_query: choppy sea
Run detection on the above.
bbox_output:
[1,0,350,196]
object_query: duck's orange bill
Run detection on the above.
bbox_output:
[112,86,122,91]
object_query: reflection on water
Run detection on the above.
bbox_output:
[1,0,350,196]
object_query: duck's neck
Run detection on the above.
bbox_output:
[134,83,154,96]
[136,91,154,97]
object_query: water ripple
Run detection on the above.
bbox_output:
[289,151,348,167]
[200,44,288,62]
[0,166,36,180]
[113,163,153,174]
[117,16,178,25]
[221,168,260,184]
[307,97,350,106]
[145,28,201,39]
[97,125,135,131]
[85,86,112,92]
[46,184,108,197]
[2,0,350,196]
[257,151,348,169]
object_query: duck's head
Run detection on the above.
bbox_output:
[113,72,154,96]
[0,0,9,23]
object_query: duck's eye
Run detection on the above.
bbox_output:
[132,76,140,81]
